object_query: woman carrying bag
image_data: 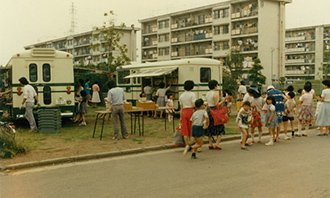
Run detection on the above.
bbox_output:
[204,80,229,150]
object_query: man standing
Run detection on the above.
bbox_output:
[266,85,286,141]
[19,77,40,132]
[107,80,128,140]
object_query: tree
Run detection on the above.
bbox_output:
[248,58,266,89]
[90,10,131,73]
[222,50,245,99]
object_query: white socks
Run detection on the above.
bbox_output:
[258,132,262,141]
[298,124,302,134]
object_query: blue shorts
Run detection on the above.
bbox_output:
[192,125,204,138]
[277,114,283,123]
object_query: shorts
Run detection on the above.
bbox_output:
[227,102,232,108]
[282,116,294,122]
[277,114,283,123]
[192,125,204,138]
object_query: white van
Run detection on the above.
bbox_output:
[115,58,223,109]
[1,48,75,120]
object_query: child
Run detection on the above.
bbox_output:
[265,95,278,146]
[226,92,233,116]
[166,94,175,122]
[78,90,88,126]
[250,89,263,143]
[283,91,296,139]
[236,101,252,150]
[297,84,314,136]
[315,95,325,136]
[183,99,209,159]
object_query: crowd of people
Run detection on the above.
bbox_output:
[182,79,330,159]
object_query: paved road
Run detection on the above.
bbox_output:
[1,129,329,198]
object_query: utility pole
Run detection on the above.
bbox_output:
[69,2,76,35]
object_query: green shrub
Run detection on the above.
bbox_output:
[0,132,28,158]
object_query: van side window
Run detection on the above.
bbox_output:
[29,63,38,82]
[200,68,211,83]
[43,63,51,82]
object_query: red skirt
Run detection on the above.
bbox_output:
[181,108,194,136]
[251,112,262,128]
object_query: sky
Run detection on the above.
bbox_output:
[1,0,330,66]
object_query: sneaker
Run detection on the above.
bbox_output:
[257,140,262,143]
[265,142,274,146]
[251,140,255,143]
[197,148,202,152]
[317,134,324,136]
[302,133,308,137]
[241,147,249,151]
[324,133,329,136]
[79,122,86,126]
[112,137,119,140]
[296,133,302,137]
[123,135,129,139]
[191,155,197,159]
[284,136,291,140]
[183,146,190,156]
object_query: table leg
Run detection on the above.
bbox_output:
[142,114,144,136]
[138,113,141,136]
[164,113,167,131]
[93,113,100,138]
[100,114,106,140]
[130,113,133,135]
[134,113,137,135]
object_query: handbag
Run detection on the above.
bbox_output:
[210,106,229,125]
[173,126,185,147]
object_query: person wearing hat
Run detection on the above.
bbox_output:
[266,85,287,142]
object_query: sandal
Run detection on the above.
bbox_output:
[214,146,223,150]
[208,145,214,150]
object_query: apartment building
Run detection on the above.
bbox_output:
[24,26,139,66]
[140,0,292,85]
[285,24,330,80]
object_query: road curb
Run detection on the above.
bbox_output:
[0,126,317,172]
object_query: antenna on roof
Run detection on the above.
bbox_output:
[69,2,77,35]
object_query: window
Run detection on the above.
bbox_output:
[158,21,164,29]
[185,46,191,56]
[223,9,229,18]
[198,15,205,25]
[214,26,220,35]
[200,68,211,83]
[29,63,38,82]
[223,41,229,50]
[165,20,169,28]
[159,48,169,56]
[158,34,169,42]
[43,63,51,82]
[214,8,229,19]
[214,25,229,35]
[214,42,220,51]
[43,86,51,105]
[214,10,220,19]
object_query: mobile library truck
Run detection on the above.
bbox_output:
[0,48,75,120]
[115,58,223,109]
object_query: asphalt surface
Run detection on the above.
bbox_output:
[1,128,329,198]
